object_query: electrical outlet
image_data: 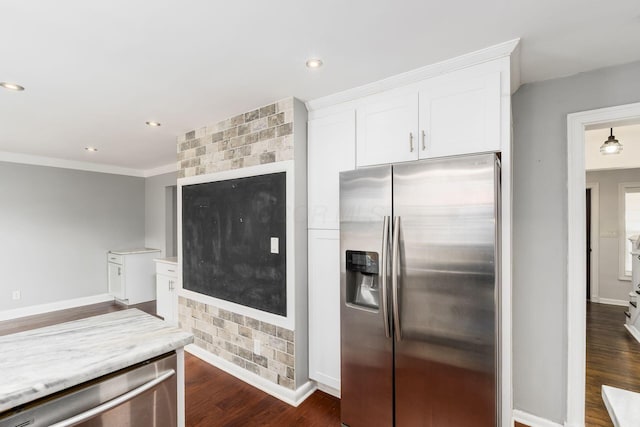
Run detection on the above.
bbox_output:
[254,339,261,355]
[12,290,21,300]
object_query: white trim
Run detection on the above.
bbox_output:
[0,293,113,322]
[586,183,600,301]
[142,163,177,177]
[624,324,640,344]
[566,101,640,427]
[305,39,520,111]
[595,298,629,307]
[512,409,564,427]
[0,150,176,178]
[315,381,340,399]
[185,344,316,406]
[177,161,297,330]
[176,348,186,427]
[500,57,514,427]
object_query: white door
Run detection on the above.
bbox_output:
[419,70,501,159]
[108,262,125,300]
[308,110,356,230]
[156,274,172,320]
[356,89,419,167]
[308,229,341,391]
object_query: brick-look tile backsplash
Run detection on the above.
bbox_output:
[179,297,296,389]
[176,98,295,179]
[177,97,300,389]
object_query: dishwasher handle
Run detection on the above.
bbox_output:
[49,369,175,427]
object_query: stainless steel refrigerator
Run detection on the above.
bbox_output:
[340,153,500,427]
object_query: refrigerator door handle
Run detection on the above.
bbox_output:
[381,216,391,338]
[392,216,402,341]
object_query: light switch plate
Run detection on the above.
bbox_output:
[270,237,279,254]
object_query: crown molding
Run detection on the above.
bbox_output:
[0,151,176,178]
[143,162,177,177]
[306,38,521,112]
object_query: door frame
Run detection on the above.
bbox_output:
[585,183,600,302]
[566,101,640,426]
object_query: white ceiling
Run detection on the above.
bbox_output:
[586,124,640,171]
[1,0,640,172]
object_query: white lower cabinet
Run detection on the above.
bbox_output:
[308,229,341,392]
[107,249,160,305]
[155,259,178,324]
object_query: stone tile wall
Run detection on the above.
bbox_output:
[178,296,296,390]
[176,97,301,390]
[177,98,295,179]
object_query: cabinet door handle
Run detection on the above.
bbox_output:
[169,280,173,291]
[409,132,414,152]
[117,267,121,276]
[421,130,427,151]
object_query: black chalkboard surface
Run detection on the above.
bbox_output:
[182,172,287,316]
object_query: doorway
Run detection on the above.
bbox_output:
[585,183,599,304]
[567,102,640,425]
[165,185,177,257]
[586,188,591,301]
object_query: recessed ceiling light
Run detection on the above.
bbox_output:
[146,121,161,127]
[0,82,25,91]
[305,58,323,69]
[85,147,98,152]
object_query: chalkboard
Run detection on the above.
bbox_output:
[182,172,287,316]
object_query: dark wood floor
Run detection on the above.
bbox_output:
[3,300,635,426]
[585,301,640,426]
[0,301,341,426]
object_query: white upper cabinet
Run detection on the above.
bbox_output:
[356,90,419,167]
[418,70,501,159]
[308,110,356,229]
[355,63,503,167]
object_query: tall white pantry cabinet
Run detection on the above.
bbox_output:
[306,39,518,424]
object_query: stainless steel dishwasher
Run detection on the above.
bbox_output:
[0,352,177,427]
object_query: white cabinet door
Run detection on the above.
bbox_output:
[108,262,124,300]
[418,70,501,159]
[308,110,356,230]
[156,274,172,320]
[356,90,419,167]
[308,229,341,391]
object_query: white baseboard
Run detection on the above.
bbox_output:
[624,324,640,344]
[512,409,563,427]
[0,294,114,322]
[185,344,317,407]
[316,381,340,398]
[595,298,628,307]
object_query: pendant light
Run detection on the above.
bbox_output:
[600,128,623,155]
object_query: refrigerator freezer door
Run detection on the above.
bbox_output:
[340,165,393,427]
[392,154,498,426]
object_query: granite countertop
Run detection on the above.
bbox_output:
[602,385,640,427]
[109,248,161,255]
[154,256,178,264]
[0,309,193,413]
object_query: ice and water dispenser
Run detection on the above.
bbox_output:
[345,250,380,310]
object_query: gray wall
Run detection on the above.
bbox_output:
[586,168,640,302]
[0,162,145,311]
[512,60,640,422]
[144,171,177,258]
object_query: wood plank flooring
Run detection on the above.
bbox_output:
[585,301,640,426]
[3,300,636,426]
